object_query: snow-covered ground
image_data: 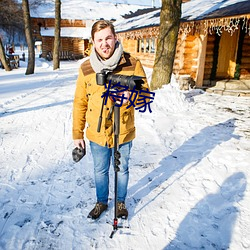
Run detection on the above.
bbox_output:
[0,50,250,250]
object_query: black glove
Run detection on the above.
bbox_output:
[72,146,86,162]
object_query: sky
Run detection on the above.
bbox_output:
[0,47,249,250]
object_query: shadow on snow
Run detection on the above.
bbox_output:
[164,172,247,249]
[0,100,73,117]
[128,118,243,248]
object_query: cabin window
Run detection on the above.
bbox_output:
[150,38,155,53]
[137,38,156,54]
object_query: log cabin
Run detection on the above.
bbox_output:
[115,0,250,94]
[31,18,92,60]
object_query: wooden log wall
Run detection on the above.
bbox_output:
[183,35,198,79]
[72,38,87,56]
[134,53,156,68]
[203,33,216,82]
[173,34,199,80]
[120,31,200,77]
[41,37,53,58]
[41,37,86,58]
[120,38,156,68]
[61,38,74,52]
[120,39,137,54]
[173,34,185,75]
[32,18,86,29]
[240,35,250,79]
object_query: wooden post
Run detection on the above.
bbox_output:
[195,32,207,88]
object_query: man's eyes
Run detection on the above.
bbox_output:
[97,37,112,42]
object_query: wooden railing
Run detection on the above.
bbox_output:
[46,51,83,61]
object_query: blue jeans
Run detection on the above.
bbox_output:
[90,141,132,205]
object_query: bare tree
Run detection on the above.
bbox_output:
[22,0,35,75]
[0,0,23,71]
[0,0,24,38]
[0,37,11,71]
[151,0,182,90]
[53,0,61,70]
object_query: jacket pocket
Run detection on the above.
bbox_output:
[120,106,135,134]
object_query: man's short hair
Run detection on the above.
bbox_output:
[91,20,116,40]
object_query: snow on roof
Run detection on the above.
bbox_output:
[114,8,160,32]
[30,0,151,20]
[114,0,250,32]
[182,0,250,21]
[40,27,91,39]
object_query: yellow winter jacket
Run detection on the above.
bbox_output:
[72,52,150,148]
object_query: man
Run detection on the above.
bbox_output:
[72,20,149,220]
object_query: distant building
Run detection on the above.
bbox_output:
[31,18,92,60]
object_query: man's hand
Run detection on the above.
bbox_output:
[74,139,85,149]
[110,90,131,106]
[72,139,86,162]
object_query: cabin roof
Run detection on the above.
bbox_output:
[115,0,250,32]
[182,0,250,21]
[115,8,160,33]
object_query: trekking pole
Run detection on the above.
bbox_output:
[110,105,121,238]
[97,94,106,133]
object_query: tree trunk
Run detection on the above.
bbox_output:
[151,0,182,90]
[22,0,35,75]
[53,0,61,70]
[0,37,11,71]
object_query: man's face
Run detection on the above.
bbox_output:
[93,27,117,60]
